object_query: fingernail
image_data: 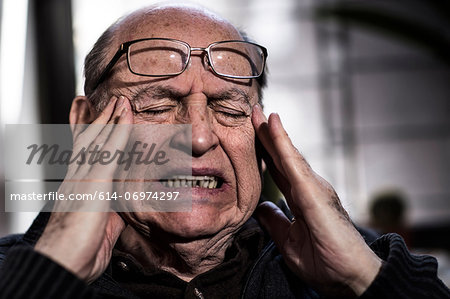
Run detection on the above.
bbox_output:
[271,113,282,126]
[253,104,267,121]
[117,96,125,107]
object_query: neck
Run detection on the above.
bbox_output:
[117,226,236,281]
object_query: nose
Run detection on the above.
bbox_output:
[171,97,219,157]
[189,100,219,156]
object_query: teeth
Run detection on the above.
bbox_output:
[208,180,215,188]
[162,175,220,189]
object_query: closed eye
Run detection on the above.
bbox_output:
[140,109,171,115]
[217,110,248,119]
[135,105,176,116]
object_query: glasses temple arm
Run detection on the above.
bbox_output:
[92,44,127,90]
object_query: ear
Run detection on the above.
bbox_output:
[69,96,97,124]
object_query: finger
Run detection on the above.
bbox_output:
[266,114,315,201]
[92,96,122,124]
[73,97,131,178]
[68,99,118,177]
[267,113,311,181]
[116,98,134,124]
[90,95,132,149]
[252,105,282,167]
[77,96,123,145]
[71,99,91,140]
[258,141,292,200]
[88,96,128,150]
[267,114,347,220]
[254,201,291,251]
[70,96,120,175]
[91,95,131,145]
[257,112,323,218]
[71,96,117,142]
[89,100,133,178]
[252,105,292,198]
[105,212,127,247]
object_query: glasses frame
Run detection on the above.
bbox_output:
[93,38,268,90]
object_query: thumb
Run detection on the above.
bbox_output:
[254,201,291,249]
[105,212,127,246]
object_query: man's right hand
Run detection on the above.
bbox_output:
[35,96,133,284]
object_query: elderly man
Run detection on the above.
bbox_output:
[0,4,449,299]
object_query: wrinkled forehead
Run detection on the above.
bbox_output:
[115,6,243,47]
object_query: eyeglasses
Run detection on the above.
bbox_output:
[93,38,268,89]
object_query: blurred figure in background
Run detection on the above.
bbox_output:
[369,189,411,247]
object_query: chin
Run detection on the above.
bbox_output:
[131,204,238,240]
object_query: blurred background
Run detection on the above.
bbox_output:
[0,0,449,285]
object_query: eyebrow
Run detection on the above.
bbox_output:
[129,85,251,109]
[210,88,251,108]
[130,85,185,103]
[205,88,253,116]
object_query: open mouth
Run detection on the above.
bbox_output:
[160,175,223,189]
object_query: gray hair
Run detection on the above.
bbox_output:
[83,23,117,112]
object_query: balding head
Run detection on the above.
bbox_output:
[83,4,266,111]
[117,4,239,41]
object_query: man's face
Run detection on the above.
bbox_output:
[108,8,262,239]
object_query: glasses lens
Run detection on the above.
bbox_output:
[128,39,189,76]
[209,42,265,78]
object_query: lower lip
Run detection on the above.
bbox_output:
[190,185,226,196]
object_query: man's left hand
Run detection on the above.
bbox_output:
[252,104,382,297]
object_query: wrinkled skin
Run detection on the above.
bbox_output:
[35,4,381,296]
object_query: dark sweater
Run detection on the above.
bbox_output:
[0,212,449,299]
